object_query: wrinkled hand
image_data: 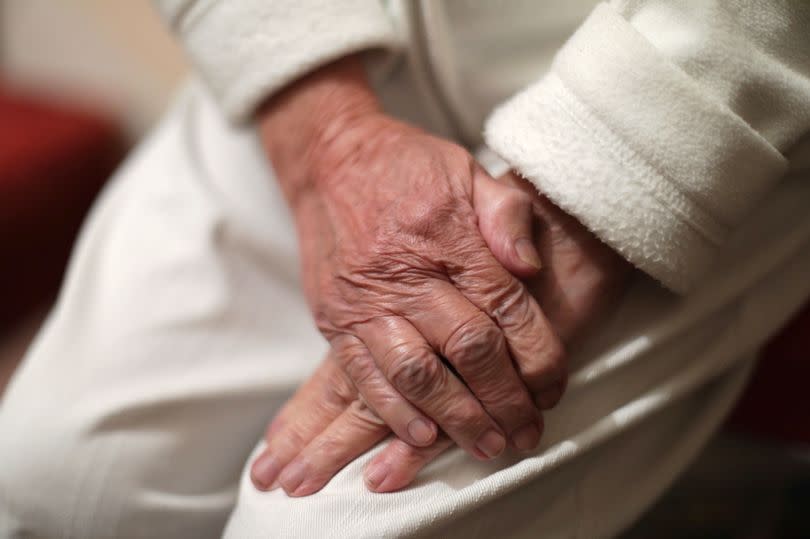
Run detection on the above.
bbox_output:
[251,172,633,496]
[256,54,567,489]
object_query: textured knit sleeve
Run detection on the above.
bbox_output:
[484,1,810,293]
[153,0,401,122]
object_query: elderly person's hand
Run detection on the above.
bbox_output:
[251,172,632,496]
[255,53,567,487]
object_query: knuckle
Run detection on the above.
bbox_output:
[443,400,488,434]
[492,279,531,322]
[466,376,536,427]
[340,347,376,388]
[395,195,461,242]
[445,318,504,375]
[386,345,445,401]
[274,425,308,455]
[329,374,358,408]
[310,435,341,460]
[348,399,387,427]
[360,385,400,413]
[386,149,477,242]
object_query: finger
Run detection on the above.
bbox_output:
[356,316,507,460]
[473,167,541,279]
[333,333,438,447]
[277,400,391,496]
[497,170,539,198]
[364,435,454,493]
[405,280,543,451]
[446,244,567,410]
[250,357,354,490]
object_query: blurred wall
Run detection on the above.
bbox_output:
[3,0,189,138]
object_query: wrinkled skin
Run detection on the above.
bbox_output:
[257,54,570,490]
[251,172,633,496]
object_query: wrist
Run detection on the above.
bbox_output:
[258,54,382,205]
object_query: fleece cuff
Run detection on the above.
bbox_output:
[484,2,786,293]
[164,0,401,122]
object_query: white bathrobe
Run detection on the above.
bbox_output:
[156,0,810,292]
[1,1,809,538]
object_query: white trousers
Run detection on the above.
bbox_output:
[2,81,810,539]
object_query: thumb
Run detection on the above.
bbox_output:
[472,167,542,279]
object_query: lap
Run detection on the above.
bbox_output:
[3,78,810,539]
[225,363,751,539]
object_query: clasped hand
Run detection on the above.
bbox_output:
[249,56,630,496]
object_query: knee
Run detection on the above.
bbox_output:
[0,397,236,539]
[0,407,106,538]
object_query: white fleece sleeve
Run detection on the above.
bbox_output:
[484,1,810,293]
[153,0,400,122]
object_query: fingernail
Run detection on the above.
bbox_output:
[475,429,506,459]
[251,452,281,490]
[278,459,307,495]
[364,461,391,491]
[515,238,542,270]
[511,423,541,451]
[407,418,435,445]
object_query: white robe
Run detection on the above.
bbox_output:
[2,1,810,537]
[155,0,810,291]
[1,78,809,538]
